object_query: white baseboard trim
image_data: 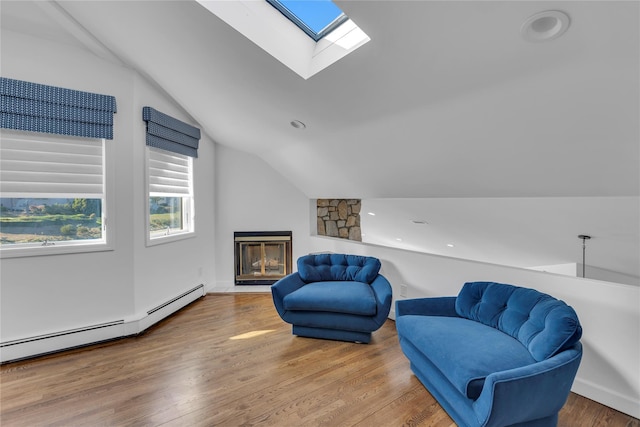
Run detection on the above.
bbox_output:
[572,377,640,419]
[0,284,205,364]
[0,321,126,363]
[209,282,271,293]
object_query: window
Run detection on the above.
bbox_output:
[266,0,348,41]
[0,77,116,256]
[0,130,109,256]
[197,1,370,79]
[142,106,199,244]
[147,146,194,243]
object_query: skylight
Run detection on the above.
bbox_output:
[196,0,370,79]
[266,0,349,41]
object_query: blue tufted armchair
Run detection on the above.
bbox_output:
[271,253,393,343]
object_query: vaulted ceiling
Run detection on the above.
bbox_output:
[2,1,638,282]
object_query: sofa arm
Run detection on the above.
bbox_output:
[395,296,458,317]
[472,344,582,427]
[371,274,393,325]
[271,273,306,318]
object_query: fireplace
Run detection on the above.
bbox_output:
[234,231,292,285]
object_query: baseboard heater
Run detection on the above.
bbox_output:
[137,284,205,332]
[0,284,205,364]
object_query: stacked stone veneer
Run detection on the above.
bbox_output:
[316,199,362,241]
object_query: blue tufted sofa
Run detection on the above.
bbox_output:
[396,281,582,427]
[271,253,393,343]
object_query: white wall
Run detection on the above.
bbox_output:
[582,264,640,287]
[212,144,311,291]
[529,262,640,286]
[308,235,640,419]
[529,263,579,276]
[0,30,136,341]
[129,74,217,315]
[0,29,216,346]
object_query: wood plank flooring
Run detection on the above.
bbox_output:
[1,293,638,426]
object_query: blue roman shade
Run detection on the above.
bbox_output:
[0,77,117,139]
[142,107,200,158]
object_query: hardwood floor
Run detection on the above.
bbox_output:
[1,293,638,427]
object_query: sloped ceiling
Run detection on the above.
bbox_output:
[1,1,638,282]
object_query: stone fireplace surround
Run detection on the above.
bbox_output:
[316,199,362,241]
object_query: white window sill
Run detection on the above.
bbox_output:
[0,241,113,259]
[146,231,196,247]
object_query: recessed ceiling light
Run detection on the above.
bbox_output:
[396,238,403,242]
[447,243,455,248]
[290,120,306,129]
[521,10,570,43]
[367,212,376,216]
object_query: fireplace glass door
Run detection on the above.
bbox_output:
[234,231,292,285]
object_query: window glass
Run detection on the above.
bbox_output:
[149,196,185,237]
[1,198,103,246]
[147,147,194,243]
[266,0,348,41]
[0,131,108,255]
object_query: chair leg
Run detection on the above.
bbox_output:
[292,325,372,343]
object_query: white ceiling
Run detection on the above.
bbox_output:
[1,1,638,282]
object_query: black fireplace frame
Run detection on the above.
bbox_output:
[234,231,293,285]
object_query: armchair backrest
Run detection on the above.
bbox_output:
[455,281,582,362]
[297,253,381,284]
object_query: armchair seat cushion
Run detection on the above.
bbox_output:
[283,281,377,316]
[397,315,536,400]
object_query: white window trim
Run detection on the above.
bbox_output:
[145,146,195,247]
[0,130,115,258]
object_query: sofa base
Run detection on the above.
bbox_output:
[401,337,481,427]
[410,361,558,427]
[292,325,371,344]
[401,336,560,427]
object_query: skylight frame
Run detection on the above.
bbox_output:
[195,0,370,79]
[266,0,349,42]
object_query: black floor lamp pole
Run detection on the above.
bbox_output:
[578,235,591,278]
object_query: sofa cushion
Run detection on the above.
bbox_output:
[455,282,582,361]
[297,253,381,284]
[396,315,536,400]
[282,281,377,316]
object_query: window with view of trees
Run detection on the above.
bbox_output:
[0,131,108,254]
[0,198,103,245]
[147,147,193,242]
[149,196,183,234]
